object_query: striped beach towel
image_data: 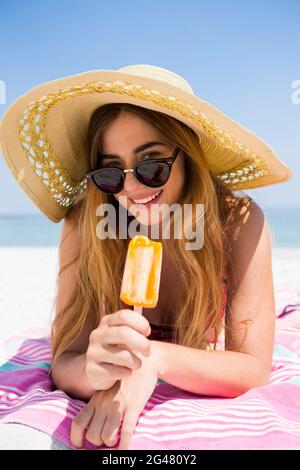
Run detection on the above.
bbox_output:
[0,305,300,449]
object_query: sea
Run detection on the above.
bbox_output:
[0,207,299,247]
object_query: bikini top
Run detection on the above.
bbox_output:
[148,280,228,343]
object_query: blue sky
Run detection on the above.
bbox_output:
[0,0,299,214]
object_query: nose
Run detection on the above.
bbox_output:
[123,170,144,194]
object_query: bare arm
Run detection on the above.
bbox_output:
[153,342,265,397]
[50,352,96,401]
[50,213,117,399]
[152,200,275,397]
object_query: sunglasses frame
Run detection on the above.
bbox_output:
[86,146,181,194]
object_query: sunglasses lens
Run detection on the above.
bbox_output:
[136,161,170,187]
[92,168,124,194]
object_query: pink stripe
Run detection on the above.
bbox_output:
[139,413,300,430]
[136,421,300,435]
[1,387,83,411]
[138,409,300,428]
[14,350,51,360]
[3,349,51,360]
[20,345,49,352]
[133,424,298,439]
[0,393,81,417]
[7,356,51,365]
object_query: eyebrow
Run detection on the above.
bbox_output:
[100,141,167,160]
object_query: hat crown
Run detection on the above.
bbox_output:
[117,64,194,95]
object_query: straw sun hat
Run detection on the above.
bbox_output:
[0,64,293,223]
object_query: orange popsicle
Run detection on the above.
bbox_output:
[120,235,163,313]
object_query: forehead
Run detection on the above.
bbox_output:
[101,112,165,147]
[99,142,168,163]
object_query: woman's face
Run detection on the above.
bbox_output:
[100,111,185,228]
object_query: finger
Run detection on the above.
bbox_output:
[107,310,151,337]
[118,408,140,451]
[101,402,123,448]
[105,325,151,356]
[85,407,107,447]
[71,405,95,448]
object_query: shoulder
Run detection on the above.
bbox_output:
[224,195,270,250]
[225,196,273,291]
[231,199,267,245]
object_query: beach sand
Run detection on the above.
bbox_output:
[0,245,300,449]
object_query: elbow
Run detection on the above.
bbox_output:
[237,368,271,397]
[245,355,271,390]
[254,369,271,388]
[230,363,271,398]
[253,359,272,388]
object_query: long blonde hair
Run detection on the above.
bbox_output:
[50,103,252,370]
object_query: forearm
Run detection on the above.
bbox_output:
[50,352,117,401]
[152,341,268,397]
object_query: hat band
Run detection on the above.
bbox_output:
[18,79,271,208]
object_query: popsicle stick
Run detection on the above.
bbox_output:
[134,305,143,315]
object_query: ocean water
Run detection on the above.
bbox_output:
[0,208,299,247]
[264,207,300,248]
[0,214,63,247]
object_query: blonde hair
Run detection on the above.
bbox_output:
[50,103,252,372]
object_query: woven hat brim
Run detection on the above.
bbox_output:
[0,68,294,223]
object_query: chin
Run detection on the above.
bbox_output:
[134,212,161,226]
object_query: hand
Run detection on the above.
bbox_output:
[85,309,152,390]
[70,342,161,450]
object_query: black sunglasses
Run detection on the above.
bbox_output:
[86,146,181,194]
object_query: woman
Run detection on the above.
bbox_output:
[0,64,292,450]
[52,104,276,450]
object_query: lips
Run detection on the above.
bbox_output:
[130,189,163,204]
[142,189,163,205]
